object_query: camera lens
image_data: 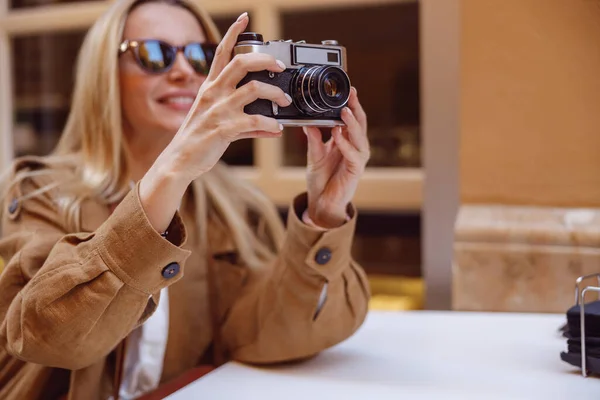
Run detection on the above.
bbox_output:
[291,65,350,115]
[320,68,348,105]
[323,77,339,98]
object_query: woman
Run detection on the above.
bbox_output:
[0,0,371,398]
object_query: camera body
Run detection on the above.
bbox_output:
[233,32,351,128]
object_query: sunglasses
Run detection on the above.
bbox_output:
[119,39,217,75]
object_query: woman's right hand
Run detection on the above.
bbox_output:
[140,12,290,234]
[161,12,291,183]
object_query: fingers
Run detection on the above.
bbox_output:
[235,130,283,141]
[332,126,365,169]
[235,114,283,135]
[347,87,367,132]
[303,126,326,164]
[215,114,282,141]
[207,12,249,81]
[232,80,292,108]
[340,106,369,153]
[218,53,286,89]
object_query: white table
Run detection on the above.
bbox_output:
[166,311,598,399]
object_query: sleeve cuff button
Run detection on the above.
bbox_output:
[162,262,180,279]
[8,199,18,214]
[315,247,332,265]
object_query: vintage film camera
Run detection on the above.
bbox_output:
[233,32,351,127]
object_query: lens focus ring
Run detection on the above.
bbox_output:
[291,65,351,116]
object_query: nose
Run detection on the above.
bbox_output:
[167,51,196,82]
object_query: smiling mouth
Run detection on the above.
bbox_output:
[159,96,195,105]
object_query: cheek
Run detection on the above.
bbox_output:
[120,70,157,122]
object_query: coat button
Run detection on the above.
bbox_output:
[7,199,18,214]
[161,262,180,279]
[315,247,332,265]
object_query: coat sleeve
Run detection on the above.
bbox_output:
[0,172,191,370]
[221,193,371,363]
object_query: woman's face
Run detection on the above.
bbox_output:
[119,2,208,139]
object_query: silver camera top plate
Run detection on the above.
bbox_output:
[234,40,348,71]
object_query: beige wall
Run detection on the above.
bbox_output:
[460,0,600,208]
[453,0,600,313]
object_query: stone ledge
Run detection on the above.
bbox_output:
[453,204,600,313]
[455,204,600,248]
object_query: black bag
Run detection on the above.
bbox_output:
[560,299,600,375]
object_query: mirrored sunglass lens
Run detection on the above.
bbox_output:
[185,43,214,74]
[137,41,174,71]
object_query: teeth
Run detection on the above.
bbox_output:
[164,97,194,104]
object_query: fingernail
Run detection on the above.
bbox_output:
[302,126,308,135]
[279,123,284,131]
[284,93,292,104]
[237,12,248,22]
[352,87,357,95]
[344,107,353,116]
[276,60,286,70]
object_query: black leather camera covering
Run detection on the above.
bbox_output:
[237,70,343,121]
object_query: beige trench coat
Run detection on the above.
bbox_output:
[0,157,370,399]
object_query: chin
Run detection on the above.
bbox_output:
[154,112,187,133]
[159,123,182,136]
[171,116,189,132]
[145,104,191,135]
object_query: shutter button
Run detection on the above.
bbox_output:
[162,262,180,279]
[315,247,332,265]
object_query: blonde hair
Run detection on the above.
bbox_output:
[1,0,285,269]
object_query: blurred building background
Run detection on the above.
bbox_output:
[0,0,426,311]
[3,0,600,314]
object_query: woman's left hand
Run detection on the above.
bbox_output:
[304,87,370,229]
